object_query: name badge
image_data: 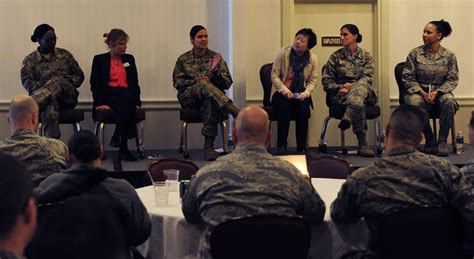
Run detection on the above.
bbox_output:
[123,62,130,67]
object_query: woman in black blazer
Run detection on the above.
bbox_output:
[90,28,142,161]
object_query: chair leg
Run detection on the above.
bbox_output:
[94,122,105,159]
[340,129,347,155]
[135,121,145,159]
[375,117,384,154]
[220,120,228,153]
[451,120,456,153]
[38,122,43,136]
[267,121,272,149]
[432,117,437,144]
[318,116,332,153]
[73,122,81,133]
[182,121,189,158]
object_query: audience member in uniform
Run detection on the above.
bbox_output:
[182,105,326,258]
[0,95,69,186]
[460,116,474,184]
[35,130,151,248]
[0,152,37,259]
[20,23,84,139]
[331,104,474,257]
[27,196,130,259]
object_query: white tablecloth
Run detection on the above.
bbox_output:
[137,178,370,259]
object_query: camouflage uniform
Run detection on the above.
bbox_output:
[322,47,377,135]
[402,45,459,142]
[182,144,326,259]
[21,47,84,138]
[331,145,474,255]
[0,128,69,187]
[173,49,233,137]
[461,159,474,186]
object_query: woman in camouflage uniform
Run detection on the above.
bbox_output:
[21,24,84,139]
[173,25,240,161]
[322,24,377,157]
[402,19,458,157]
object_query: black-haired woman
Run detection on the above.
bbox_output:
[173,25,240,161]
[271,28,318,153]
[322,24,377,157]
[402,19,458,157]
[90,28,142,161]
[21,23,84,139]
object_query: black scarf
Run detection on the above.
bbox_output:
[289,48,310,93]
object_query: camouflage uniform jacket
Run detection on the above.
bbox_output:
[0,128,69,186]
[331,145,474,251]
[322,47,377,97]
[182,144,326,259]
[461,159,474,186]
[173,48,232,93]
[20,47,84,95]
[271,46,318,96]
[402,45,458,95]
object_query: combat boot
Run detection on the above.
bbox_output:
[436,141,449,157]
[338,116,351,130]
[204,136,219,161]
[423,137,436,155]
[224,102,240,118]
[356,133,375,157]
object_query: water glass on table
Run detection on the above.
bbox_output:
[153,181,170,207]
[164,169,180,192]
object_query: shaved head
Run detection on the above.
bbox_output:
[234,106,270,145]
[8,95,39,130]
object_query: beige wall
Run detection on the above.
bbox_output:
[0,0,280,149]
[0,0,472,149]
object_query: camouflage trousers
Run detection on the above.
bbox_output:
[178,82,231,137]
[331,84,377,135]
[405,92,458,142]
[30,78,78,139]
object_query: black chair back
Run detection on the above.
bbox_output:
[210,215,311,259]
[308,155,352,179]
[378,207,464,259]
[147,158,199,182]
[260,63,273,107]
[394,62,407,105]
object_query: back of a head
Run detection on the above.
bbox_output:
[429,19,452,39]
[235,106,269,144]
[8,95,38,126]
[68,130,101,163]
[27,196,128,259]
[389,105,425,146]
[0,152,33,240]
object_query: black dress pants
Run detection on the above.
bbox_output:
[103,87,137,141]
[272,92,311,150]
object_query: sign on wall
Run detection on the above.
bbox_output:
[321,36,342,46]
